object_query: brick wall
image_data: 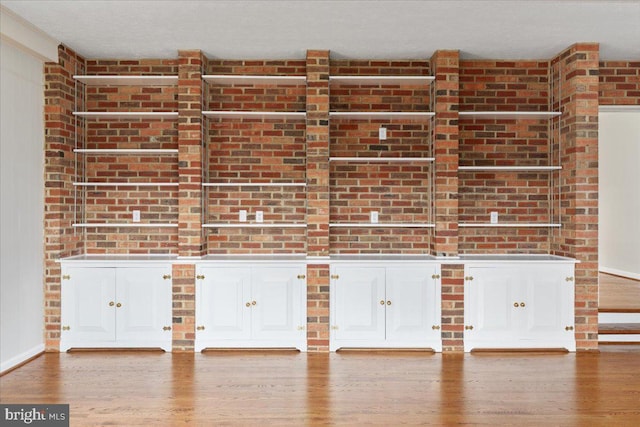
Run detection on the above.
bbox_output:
[205,60,308,253]
[81,58,179,254]
[599,61,640,105]
[43,45,85,350]
[551,44,600,351]
[43,44,611,353]
[329,60,433,253]
[458,60,558,253]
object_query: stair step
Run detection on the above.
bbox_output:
[599,323,640,334]
[598,312,640,324]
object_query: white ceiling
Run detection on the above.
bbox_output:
[2,0,639,61]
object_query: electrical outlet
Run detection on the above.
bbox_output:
[370,211,379,224]
[132,210,141,223]
[256,210,264,223]
[378,127,387,140]
[239,210,247,222]
[490,211,498,224]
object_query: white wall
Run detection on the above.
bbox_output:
[599,108,640,280]
[0,39,47,372]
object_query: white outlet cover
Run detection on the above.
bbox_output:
[239,210,247,222]
[490,211,499,224]
[256,211,264,223]
[132,210,141,222]
[378,127,387,140]
[370,211,379,224]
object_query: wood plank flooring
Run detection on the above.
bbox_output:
[599,272,640,311]
[2,350,640,426]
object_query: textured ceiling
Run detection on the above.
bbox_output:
[2,0,639,61]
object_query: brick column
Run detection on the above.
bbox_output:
[305,50,331,351]
[173,50,205,351]
[552,43,600,351]
[43,45,85,350]
[430,50,463,352]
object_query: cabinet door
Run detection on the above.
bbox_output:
[464,266,519,350]
[115,267,172,346]
[332,266,386,342]
[251,266,304,341]
[197,267,251,341]
[386,266,440,345]
[60,267,116,348]
[521,264,575,348]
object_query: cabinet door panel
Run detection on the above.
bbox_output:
[386,266,438,342]
[252,267,302,340]
[198,267,251,340]
[465,267,518,349]
[333,266,385,341]
[61,267,115,345]
[523,264,574,344]
[115,267,171,344]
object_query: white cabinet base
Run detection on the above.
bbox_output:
[464,261,576,352]
[60,263,173,352]
[330,261,442,352]
[195,263,307,352]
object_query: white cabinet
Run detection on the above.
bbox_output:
[330,262,442,351]
[195,263,307,351]
[60,265,173,351]
[463,262,575,352]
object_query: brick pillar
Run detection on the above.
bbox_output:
[552,43,600,351]
[305,50,331,351]
[177,50,204,257]
[173,50,205,351]
[430,50,460,257]
[430,50,463,352]
[43,45,85,351]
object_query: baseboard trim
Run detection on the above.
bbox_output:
[0,344,45,375]
[599,267,640,281]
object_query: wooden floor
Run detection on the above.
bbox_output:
[599,272,640,311]
[2,350,640,426]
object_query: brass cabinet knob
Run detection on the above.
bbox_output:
[520,302,526,308]
[109,301,115,307]
[62,275,71,280]
[196,326,205,331]
[163,274,172,280]
[514,302,519,308]
[465,325,474,330]
[331,274,339,280]
[565,326,574,331]
[246,302,251,307]
[565,277,574,282]
[162,326,172,331]
[297,274,306,280]
[432,325,441,330]
[432,274,441,279]
[386,300,392,306]
[196,275,205,280]
[380,300,385,305]
[465,276,474,281]
[62,326,70,331]
[251,301,257,306]
[116,302,122,308]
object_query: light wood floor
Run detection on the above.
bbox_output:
[599,272,640,311]
[2,350,640,426]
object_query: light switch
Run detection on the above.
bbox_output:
[379,127,387,140]
[239,210,247,222]
[256,211,264,223]
[370,211,379,224]
[133,210,141,222]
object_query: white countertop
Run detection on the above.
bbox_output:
[58,253,577,264]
